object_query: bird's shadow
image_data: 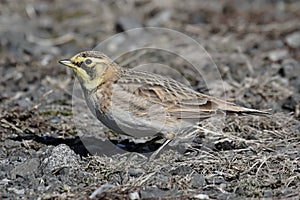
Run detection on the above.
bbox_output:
[11,134,169,157]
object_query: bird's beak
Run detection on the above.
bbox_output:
[59,59,77,69]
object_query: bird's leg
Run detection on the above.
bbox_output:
[149,133,174,161]
[148,139,171,161]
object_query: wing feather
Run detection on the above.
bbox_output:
[116,69,269,120]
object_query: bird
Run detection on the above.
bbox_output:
[59,51,269,159]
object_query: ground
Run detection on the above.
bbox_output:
[0,0,300,199]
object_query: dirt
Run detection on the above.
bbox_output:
[0,0,299,199]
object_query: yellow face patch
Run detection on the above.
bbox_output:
[59,55,90,82]
[70,55,85,64]
[59,51,118,91]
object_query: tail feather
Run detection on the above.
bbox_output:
[223,105,271,117]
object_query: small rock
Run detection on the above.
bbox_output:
[191,174,206,188]
[280,188,294,196]
[4,140,21,149]
[268,49,288,62]
[216,193,232,200]
[280,59,300,79]
[285,31,300,48]
[50,116,61,124]
[41,144,79,174]
[194,193,209,199]
[139,187,168,199]
[16,97,34,108]
[7,187,25,195]
[0,178,12,185]
[169,165,193,175]
[128,168,144,177]
[153,174,170,189]
[89,184,114,199]
[263,190,273,198]
[206,175,226,184]
[10,158,40,179]
[129,191,140,200]
[281,95,298,111]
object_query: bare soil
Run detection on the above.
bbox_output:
[0,0,299,199]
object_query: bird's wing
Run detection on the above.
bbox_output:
[116,71,216,119]
[117,70,269,120]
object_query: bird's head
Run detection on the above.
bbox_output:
[59,51,118,91]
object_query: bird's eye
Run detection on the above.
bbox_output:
[85,59,92,65]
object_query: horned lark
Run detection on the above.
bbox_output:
[59,51,268,159]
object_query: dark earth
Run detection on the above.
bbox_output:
[1,0,300,199]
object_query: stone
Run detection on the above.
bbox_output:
[268,49,288,62]
[191,174,206,188]
[285,31,300,48]
[10,158,40,179]
[194,193,209,199]
[41,144,79,174]
[129,191,140,200]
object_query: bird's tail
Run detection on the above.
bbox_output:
[221,104,271,117]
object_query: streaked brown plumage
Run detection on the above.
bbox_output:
[59,51,269,158]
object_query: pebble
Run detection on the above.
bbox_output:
[169,165,193,175]
[194,194,209,199]
[191,174,206,188]
[89,184,114,199]
[10,158,40,179]
[41,144,80,174]
[206,175,226,184]
[268,49,288,62]
[7,187,25,195]
[280,59,300,79]
[263,190,273,198]
[128,168,144,177]
[129,191,140,200]
[4,140,22,149]
[139,187,166,199]
[285,31,300,48]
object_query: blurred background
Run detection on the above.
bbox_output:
[1,0,299,109]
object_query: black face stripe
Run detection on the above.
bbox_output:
[81,64,95,79]
[73,54,110,80]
